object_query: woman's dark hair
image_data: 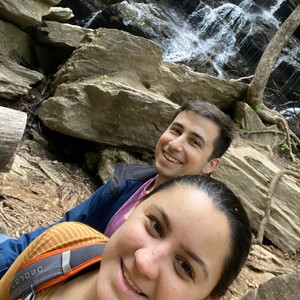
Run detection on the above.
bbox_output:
[172,101,234,160]
[142,175,252,298]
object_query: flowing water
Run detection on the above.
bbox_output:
[161,0,298,77]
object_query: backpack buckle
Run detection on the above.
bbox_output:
[24,284,35,300]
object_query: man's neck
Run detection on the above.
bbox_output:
[151,175,168,191]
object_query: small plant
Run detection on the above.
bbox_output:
[278,142,290,156]
[142,151,154,164]
[85,151,100,170]
[109,147,119,163]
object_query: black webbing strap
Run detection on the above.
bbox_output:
[10,243,105,300]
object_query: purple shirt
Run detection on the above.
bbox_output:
[104,176,157,237]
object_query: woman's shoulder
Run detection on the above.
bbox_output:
[41,222,109,247]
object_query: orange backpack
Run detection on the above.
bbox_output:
[10,243,106,300]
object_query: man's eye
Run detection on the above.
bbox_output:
[177,258,194,279]
[149,217,163,237]
[170,128,181,135]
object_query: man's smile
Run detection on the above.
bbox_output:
[163,151,182,164]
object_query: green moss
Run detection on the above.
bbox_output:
[278,143,290,156]
[108,147,119,163]
[142,151,154,164]
[85,151,100,170]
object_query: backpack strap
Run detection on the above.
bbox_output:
[10,243,106,300]
[109,163,157,196]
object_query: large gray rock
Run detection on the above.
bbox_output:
[52,28,248,109]
[37,77,177,151]
[214,101,300,253]
[213,139,300,254]
[0,55,44,100]
[44,7,74,22]
[0,0,61,28]
[241,271,300,300]
[34,21,92,48]
[0,20,36,66]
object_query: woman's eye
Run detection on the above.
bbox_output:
[149,217,163,237]
[177,258,193,279]
[191,139,200,147]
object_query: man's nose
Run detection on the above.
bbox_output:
[134,246,168,280]
[168,135,185,151]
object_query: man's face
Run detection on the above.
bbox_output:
[154,111,220,182]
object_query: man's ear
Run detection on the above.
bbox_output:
[202,158,220,175]
[123,204,138,221]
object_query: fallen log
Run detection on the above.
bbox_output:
[0,106,27,173]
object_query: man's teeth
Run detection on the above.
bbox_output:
[164,152,180,164]
[123,268,142,294]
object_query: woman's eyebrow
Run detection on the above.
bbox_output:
[151,204,171,231]
[151,204,209,280]
[181,244,209,280]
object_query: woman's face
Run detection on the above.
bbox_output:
[96,185,231,300]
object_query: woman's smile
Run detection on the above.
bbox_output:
[122,262,146,297]
[114,261,147,299]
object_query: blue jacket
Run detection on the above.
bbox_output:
[0,163,156,279]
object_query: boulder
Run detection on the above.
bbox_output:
[37,77,177,151]
[0,20,36,66]
[213,139,300,253]
[43,7,74,22]
[0,0,61,29]
[241,270,300,300]
[34,21,92,48]
[0,55,44,100]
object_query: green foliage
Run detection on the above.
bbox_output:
[239,128,250,134]
[85,151,100,170]
[142,151,154,164]
[108,147,119,163]
[278,142,290,156]
[253,104,260,112]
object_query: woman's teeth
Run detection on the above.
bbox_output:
[123,267,143,295]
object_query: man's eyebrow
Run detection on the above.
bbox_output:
[171,121,206,146]
[192,131,206,146]
[170,121,183,129]
[151,204,209,280]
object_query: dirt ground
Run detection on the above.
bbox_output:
[0,138,299,299]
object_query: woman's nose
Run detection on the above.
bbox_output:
[134,247,166,280]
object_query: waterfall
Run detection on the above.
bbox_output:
[270,0,286,14]
[84,11,102,28]
[162,1,288,78]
